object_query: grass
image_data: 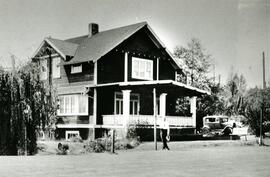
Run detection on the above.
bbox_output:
[0,146,270,177]
[1,136,270,177]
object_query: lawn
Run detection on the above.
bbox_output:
[0,145,270,177]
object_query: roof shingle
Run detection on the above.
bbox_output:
[64,22,147,65]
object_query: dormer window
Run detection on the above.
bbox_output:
[71,64,82,74]
[132,57,153,80]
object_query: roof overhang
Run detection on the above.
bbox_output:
[32,38,66,59]
[87,80,210,96]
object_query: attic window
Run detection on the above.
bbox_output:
[71,64,82,74]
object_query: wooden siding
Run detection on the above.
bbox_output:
[96,27,180,85]
[97,52,124,84]
[54,62,94,88]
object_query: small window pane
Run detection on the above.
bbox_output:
[59,97,64,113]
[79,95,87,113]
[134,102,138,115]
[71,64,82,74]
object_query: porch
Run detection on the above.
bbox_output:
[103,115,194,128]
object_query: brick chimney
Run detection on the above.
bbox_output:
[88,23,99,37]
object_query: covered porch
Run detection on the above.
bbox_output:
[90,80,209,133]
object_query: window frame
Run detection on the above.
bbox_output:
[65,130,80,140]
[131,57,153,80]
[58,94,88,116]
[114,92,140,115]
[71,64,82,74]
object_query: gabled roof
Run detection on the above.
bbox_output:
[64,22,147,65]
[46,38,79,57]
[32,22,182,70]
[32,37,78,59]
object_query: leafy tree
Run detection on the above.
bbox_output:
[174,38,225,129]
[244,87,270,136]
[174,38,213,90]
[0,61,57,155]
[223,73,247,116]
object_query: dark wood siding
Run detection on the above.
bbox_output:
[96,27,180,85]
[97,52,124,84]
[52,61,94,94]
[96,87,115,124]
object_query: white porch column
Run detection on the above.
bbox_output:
[190,96,197,128]
[94,61,97,85]
[159,93,167,118]
[122,90,131,128]
[124,52,128,82]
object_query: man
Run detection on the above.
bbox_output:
[160,117,170,150]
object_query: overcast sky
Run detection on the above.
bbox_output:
[0,0,269,87]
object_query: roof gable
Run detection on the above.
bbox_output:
[64,22,147,65]
[32,38,78,59]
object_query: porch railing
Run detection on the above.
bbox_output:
[102,115,193,127]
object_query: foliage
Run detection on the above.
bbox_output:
[243,87,270,136]
[174,38,225,129]
[223,72,247,116]
[0,62,57,155]
[174,38,213,90]
[196,83,226,128]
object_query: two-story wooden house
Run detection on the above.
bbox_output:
[32,22,209,140]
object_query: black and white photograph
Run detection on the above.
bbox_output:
[0,0,270,176]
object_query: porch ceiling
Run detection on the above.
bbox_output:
[87,80,210,97]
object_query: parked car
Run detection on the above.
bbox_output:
[201,115,234,136]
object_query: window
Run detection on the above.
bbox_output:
[65,131,80,140]
[132,57,153,80]
[40,59,47,80]
[58,94,88,115]
[52,57,61,78]
[114,92,140,115]
[71,64,82,74]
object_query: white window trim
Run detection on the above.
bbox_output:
[65,131,80,140]
[71,64,82,74]
[114,92,140,115]
[58,94,88,116]
[131,57,153,80]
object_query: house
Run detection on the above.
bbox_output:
[32,22,209,140]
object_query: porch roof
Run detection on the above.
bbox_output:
[87,80,210,96]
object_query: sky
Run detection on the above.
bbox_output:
[0,0,269,87]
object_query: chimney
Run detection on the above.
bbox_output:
[88,23,99,37]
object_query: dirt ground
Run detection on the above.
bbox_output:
[1,138,270,177]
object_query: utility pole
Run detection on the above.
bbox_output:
[153,88,157,150]
[259,52,266,146]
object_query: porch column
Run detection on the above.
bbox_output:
[124,52,128,82]
[92,88,97,140]
[159,93,167,117]
[190,96,197,128]
[122,90,131,129]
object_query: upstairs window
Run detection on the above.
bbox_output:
[52,57,61,78]
[71,64,82,74]
[132,57,153,80]
[40,59,47,80]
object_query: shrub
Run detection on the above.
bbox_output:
[69,136,83,143]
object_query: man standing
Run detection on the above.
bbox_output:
[160,117,170,150]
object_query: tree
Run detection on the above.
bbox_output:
[0,61,57,155]
[244,87,270,136]
[174,38,225,129]
[223,73,247,116]
[174,38,213,90]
